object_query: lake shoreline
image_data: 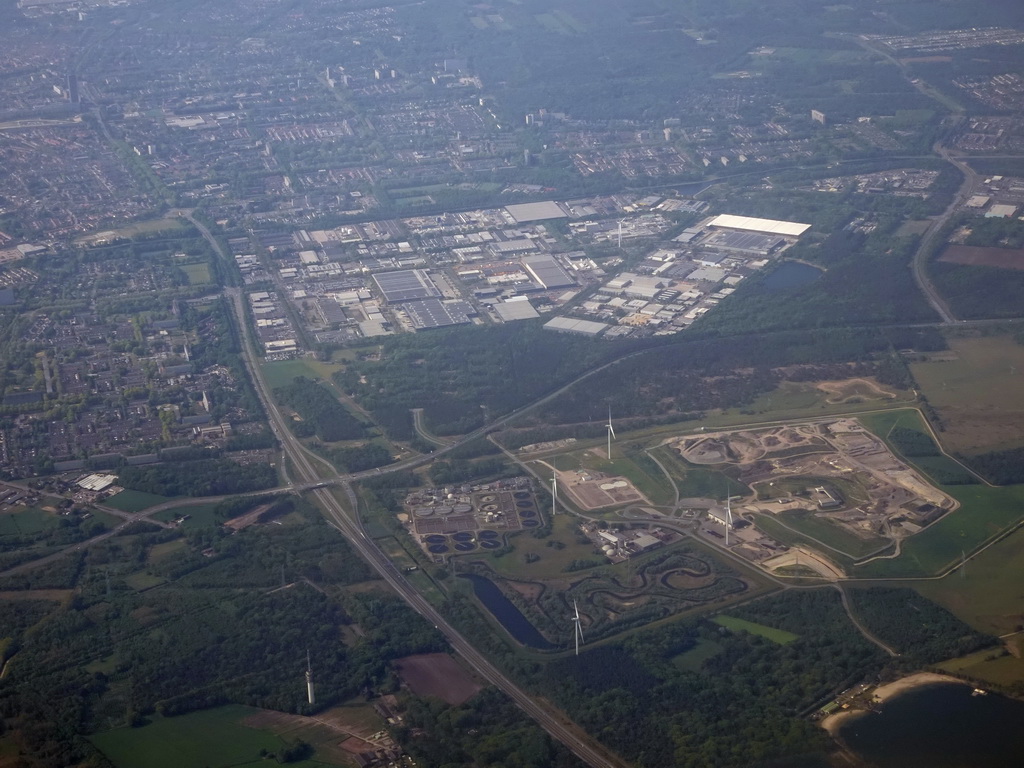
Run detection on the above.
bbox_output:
[820,672,968,736]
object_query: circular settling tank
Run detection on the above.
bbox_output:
[428,544,449,554]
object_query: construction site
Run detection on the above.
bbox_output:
[666,418,958,576]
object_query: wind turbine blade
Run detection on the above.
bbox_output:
[609,423,616,440]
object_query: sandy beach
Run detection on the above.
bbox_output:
[820,672,969,736]
[871,672,968,703]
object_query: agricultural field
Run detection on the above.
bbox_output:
[261,359,345,391]
[0,507,59,536]
[855,484,1024,578]
[104,489,170,513]
[910,335,1024,455]
[909,522,1024,637]
[394,653,482,705]
[711,615,799,645]
[938,647,1024,689]
[153,503,222,528]
[89,705,337,768]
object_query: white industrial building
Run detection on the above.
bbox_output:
[708,214,811,237]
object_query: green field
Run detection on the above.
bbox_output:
[712,615,799,645]
[153,503,221,528]
[858,408,979,486]
[105,490,170,513]
[179,261,212,285]
[937,646,1024,688]
[907,521,1024,636]
[486,512,598,580]
[571,449,675,507]
[910,336,1024,455]
[147,539,187,563]
[647,446,740,500]
[0,508,58,536]
[123,572,167,591]
[855,484,1024,578]
[260,359,344,391]
[762,510,887,560]
[89,705,330,768]
[672,638,723,671]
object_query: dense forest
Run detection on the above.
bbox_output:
[117,458,277,496]
[535,590,886,768]
[963,445,1024,485]
[398,688,585,768]
[341,321,945,439]
[273,376,365,442]
[337,323,620,437]
[846,587,995,667]
[0,495,592,768]
[530,329,941,426]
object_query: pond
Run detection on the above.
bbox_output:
[460,573,555,650]
[760,261,822,291]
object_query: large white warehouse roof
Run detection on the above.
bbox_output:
[709,214,811,237]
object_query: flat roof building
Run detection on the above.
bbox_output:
[505,201,569,223]
[543,316,608,336]
[373,269,441,303]
[708,214,811,237]
[494,299,540,322]
[403,299,473,329]
[522,254,576,290]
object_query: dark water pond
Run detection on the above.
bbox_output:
[460,573,554,649]
[761,261,822,291]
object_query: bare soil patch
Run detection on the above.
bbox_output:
[394,653,481,705]
[815,378,897,404]
[223,503,273,531]
[940,245,1024,272]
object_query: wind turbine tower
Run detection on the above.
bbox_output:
[551,466,558,517]
[571,599,585,656]
[606,406,616,461]
[305,650,315,705]
[725,494,732,547]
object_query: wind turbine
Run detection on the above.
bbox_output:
[606,406,616,461]
[305,649,315,705]
[551,465,558,517]
[571,599,585,656]
[725,494,732,547]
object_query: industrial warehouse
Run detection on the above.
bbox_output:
[258,193,812,349]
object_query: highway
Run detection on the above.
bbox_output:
[909,135,977,325]
[184,213,629,768]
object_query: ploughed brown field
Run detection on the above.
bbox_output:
[940,245,1024,271]
[394,653,482,705]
